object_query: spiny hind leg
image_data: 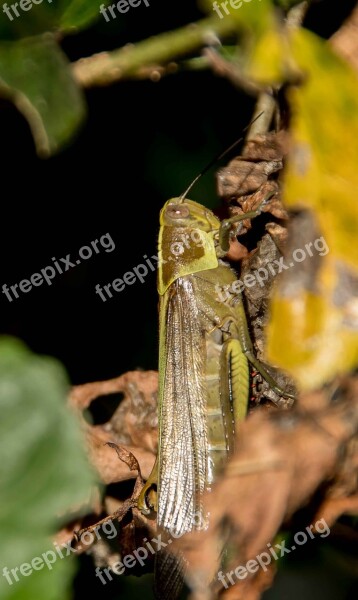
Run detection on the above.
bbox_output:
[230,296,296,407]
[221,339,250,436]
[244,350,296,407]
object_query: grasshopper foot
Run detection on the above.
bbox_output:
[137,460,158,514]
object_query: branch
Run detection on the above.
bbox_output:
[72,15,238,88]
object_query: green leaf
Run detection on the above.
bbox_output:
[274,0,304,9]
[0,1,106,40]
[0,35,86,156]
[59,0,108,32]
[200,0,276,34]
[2,554,75,600]
[0,337,97,600]
[0,1,57,41]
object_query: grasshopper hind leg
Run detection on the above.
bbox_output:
[231,296,296,408]
[244,350,296,407]
[221,338,250,437]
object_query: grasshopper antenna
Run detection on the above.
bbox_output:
[178,111,264,203]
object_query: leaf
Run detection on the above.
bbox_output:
[106,442,142,474]
[267,259,358,391]
[0,337,97,600]
[200,0,276,33]
[0,1,107,40]
[2,555,75,600]
[244,25,299,85]
[275,0,304,9]
[0,2,58,41]
[285,28,358,269]
[244,26,358,270]
[59,0,109,32]
[265,30,358,389]
[0,35,85,156]
[239,17,358,389]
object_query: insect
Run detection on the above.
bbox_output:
[137,135,295,596]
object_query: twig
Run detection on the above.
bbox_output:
[73,443,145,543]
[286,1,309,30]
[72,15,238,88]
[246,91,277,139]
[73,497,136,542]
[203,46,262,96]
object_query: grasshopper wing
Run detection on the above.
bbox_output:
[157,276,208,536]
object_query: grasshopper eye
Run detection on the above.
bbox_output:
[166,204,190,219]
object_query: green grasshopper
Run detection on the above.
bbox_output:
[138,193,295,534]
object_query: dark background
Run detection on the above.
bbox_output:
[0,1,357,598]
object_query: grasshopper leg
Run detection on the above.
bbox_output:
[231,296,296,404]
[219,194,274,252]
[221,339,250,432]
[243,350,296,403]
[137,457,158,514]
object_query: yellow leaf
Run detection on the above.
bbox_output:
[265,28,358,389]
[267,259,358,391]
[245,26,299,85]
[284,28,358,270]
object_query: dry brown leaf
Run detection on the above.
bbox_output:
[69,370,158,483]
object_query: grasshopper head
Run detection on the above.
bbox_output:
[158,198,220,295]
[160,198,221,232]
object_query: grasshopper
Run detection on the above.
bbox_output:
[138,193,295,530]
[137,145,295,597]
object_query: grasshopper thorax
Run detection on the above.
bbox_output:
[158,198,220,295]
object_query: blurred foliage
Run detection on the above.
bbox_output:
[0,0,108,155]
[0,36,85,156]
[0,337,98,600]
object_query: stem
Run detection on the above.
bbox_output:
[246,91,276,139]
[286,1,309,30]
[72,15,238,88]
[246,0,309,140]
